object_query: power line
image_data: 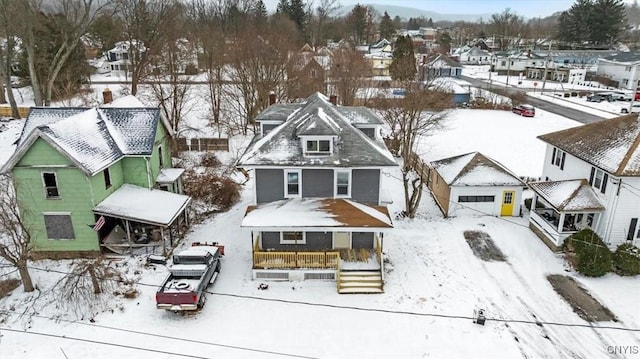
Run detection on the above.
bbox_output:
[6,264,640,333]
[0,311,318,359]
[0,327,212,359]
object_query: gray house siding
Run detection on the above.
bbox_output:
[352,169,380,204]
[261,231,332,250]
[302,169,333,198]
[352,232,374,248]
[256,169,284,203]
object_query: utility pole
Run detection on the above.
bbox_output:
[541,41,553,92]
[506,53,511,86]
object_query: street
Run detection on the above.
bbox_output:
[461,75,606,124]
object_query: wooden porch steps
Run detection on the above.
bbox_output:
[337,270,383,294]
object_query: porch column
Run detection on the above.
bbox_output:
[160,228,166,256]
[125,220,132,254]
[558,213,565,233]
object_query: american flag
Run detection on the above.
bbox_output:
[93,215,106,232]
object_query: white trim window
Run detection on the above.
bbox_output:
[43,212,75,240]
[42,172,60,199]
[281,231,305,244]
[589,167,608,194]
[551,147,566,170]
[304,138,332,155]
[335,170,351,197]
[285,170,301,197]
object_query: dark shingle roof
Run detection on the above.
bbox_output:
[537,114,640,176]
[238,92,396,167]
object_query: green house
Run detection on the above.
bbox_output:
[1,96,190,257]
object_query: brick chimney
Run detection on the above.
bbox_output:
[102,87,113,104]
[329,95,337,105]
[268,92,276,105]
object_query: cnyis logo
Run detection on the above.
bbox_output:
[607,346,639,355]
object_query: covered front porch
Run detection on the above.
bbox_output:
[528,180,605,250]
[241,198,391,289]
[93,184,191,255]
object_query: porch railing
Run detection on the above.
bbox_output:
[253,251,340,269]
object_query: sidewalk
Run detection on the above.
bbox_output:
[528,92,621,119]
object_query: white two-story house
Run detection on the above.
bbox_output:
[236,92,398,293]
[528,114,640,250]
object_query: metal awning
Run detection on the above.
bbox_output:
[93,184,191,227]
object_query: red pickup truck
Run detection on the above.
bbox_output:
[155,243,222,311]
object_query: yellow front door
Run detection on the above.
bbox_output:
[500,191,515,216]
[334,232,350,248]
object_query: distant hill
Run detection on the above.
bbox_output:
[338,4,492,22]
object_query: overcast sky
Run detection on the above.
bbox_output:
[262,0,634,18]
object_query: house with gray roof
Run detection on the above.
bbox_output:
[528,114,640,250]
[428,152,525,217]
[1,93,190,257]
[236,92,397,293]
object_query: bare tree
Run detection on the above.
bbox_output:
[373,87,452,218]
[0,175,35,292]
[330,46,370,106]
[115,0,179,95]
[488,8,525,51]
[309,0,339,47]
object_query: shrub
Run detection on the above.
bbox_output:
[612,243,640,276]
[200,152,221,168]
[183,170,240,215]
[563,229,612,277]
[524,198,532,210]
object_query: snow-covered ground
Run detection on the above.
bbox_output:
[1,103,639,358]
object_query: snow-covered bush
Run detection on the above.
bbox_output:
[612,243,640,276]
[563,229,611,277]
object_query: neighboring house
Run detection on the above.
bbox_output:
[428,152,525,217]
[491,50,546,75]
[528,114,640,250]
[597,52,640,90]
[0,91,190,257]
[427,77,472,105]
[525,65,586,84]
[365,52,393,77]
[419,53,463,82]
[106,40,146,76]
[236,92,398,293]
[457,46,493,65]
[287,44,330,99]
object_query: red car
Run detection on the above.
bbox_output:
[512,104,535,117]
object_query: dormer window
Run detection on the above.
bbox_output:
[305,139,331,155]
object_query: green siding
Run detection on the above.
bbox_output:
[10,119,174,253]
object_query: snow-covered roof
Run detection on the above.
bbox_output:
[157,168,185,183]
[429,77,471,94]
[431,152,525,187]
[93,184,191,226]
[528,180,605,211]
[537,114,640,176]
[237,92,397,167]
[241,198,393,229]
[421,53,461,68]
[2,99,164,176]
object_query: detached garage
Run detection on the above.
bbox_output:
[428,152,525,217]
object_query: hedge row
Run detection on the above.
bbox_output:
[563,229,640,277]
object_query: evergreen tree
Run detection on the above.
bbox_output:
[407,18,420,30]
[276,0,289,14]
[379,11,395,40]
[557,0,625,47]
[392,15,402,29]
[253,0,268,20]
[277,0,307,34]
[389,35,416,81]
[427,18,434,28]
[345,4,369,44]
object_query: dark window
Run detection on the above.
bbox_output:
[104,168,112,189]
[42,172,59,198]
[628,218,638,241]
[281,231,304,244]
[158,146,164,168]
[286,171,300,196]
[589,167,608,194]
[43,214,75,239]
[552,148,565,169]
[458,195,495,202]
[336,171,349,196]
[306,140,331,154]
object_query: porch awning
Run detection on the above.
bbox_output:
[156,168,185,184]
[241,198,393,230]
[93,184,191,227]
[529,179,605,211]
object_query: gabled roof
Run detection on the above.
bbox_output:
[431,152,524,186]
[2,96,169,176]
[422,53,462,68]
[237,92,396,167]
[537,114,640,176]
[528,180,605,211]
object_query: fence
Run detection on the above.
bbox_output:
[0,107,30,118]
[175,137,229,152]
[408,150,432,186]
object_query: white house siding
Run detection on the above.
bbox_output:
[541,144,640,246]
[448,185,522,217]
[596,59,640,90]
[602,177,640,247]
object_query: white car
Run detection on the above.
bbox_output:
[620,103,640,113]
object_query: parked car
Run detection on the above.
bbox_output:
[512,104,535,117]
[620,103,640,113]
[586,93,613,102]
[612,91,633,101]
